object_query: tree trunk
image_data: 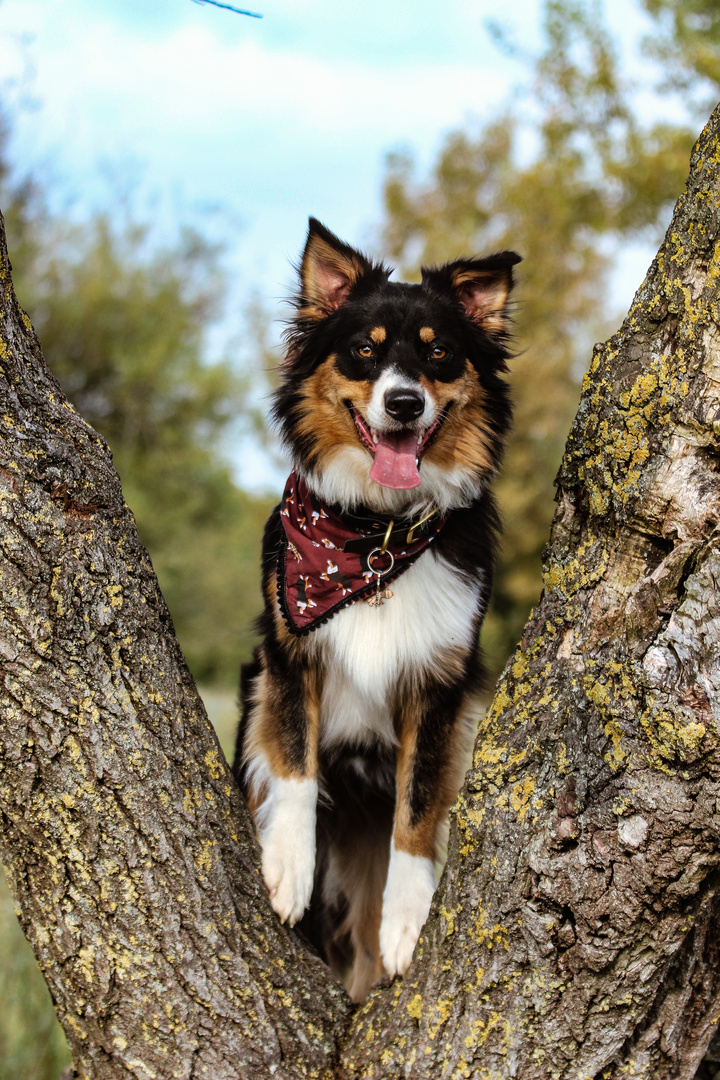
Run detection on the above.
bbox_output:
[2,106,720,1080]
[0,221,350,1077]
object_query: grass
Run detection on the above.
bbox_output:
[0,686,238,1080]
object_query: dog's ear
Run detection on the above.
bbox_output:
[422,252,522,336]
[299,218,373,319]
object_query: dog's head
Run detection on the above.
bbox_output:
[274,218,520,514]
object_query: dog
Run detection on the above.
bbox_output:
[233,218,520,1001]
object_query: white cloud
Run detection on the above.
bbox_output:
[0,0,519,307]
[2,14,511,148]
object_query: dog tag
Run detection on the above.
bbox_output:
[366,586,394,607]
[366,547,395,607]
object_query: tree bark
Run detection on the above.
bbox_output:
[0,219,350,1076]
[2,106,720,1080]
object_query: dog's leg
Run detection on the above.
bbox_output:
[380,679,470,978]
[242,645,321,927]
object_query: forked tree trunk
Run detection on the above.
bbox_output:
[2,107,720,1080]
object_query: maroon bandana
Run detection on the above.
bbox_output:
[277,472,447,635]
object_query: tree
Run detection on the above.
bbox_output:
[0,121,274,689]
[0,90,279,1080]
[379,0,699,676]
[2,93,720,1078]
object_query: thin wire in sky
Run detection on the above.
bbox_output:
[191,0,263,17]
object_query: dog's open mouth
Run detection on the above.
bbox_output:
[347,405,449,490]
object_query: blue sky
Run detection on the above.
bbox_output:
[0,0,536,299]
[0,0,542,486]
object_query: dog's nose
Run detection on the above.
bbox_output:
[384,387,425,423]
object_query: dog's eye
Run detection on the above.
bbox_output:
[431,345,447,360]
[357,344,374,359]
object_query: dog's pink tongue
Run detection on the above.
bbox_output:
[370,429,421,489]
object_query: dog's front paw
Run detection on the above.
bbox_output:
[380,848,436,977]
[257,775,317,927]
[261,829,315,926]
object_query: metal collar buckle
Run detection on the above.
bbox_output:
[342,504,439,554]
[406,506,439,545]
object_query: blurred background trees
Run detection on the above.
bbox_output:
[0,0,719,1074]
[1,0,712,695]
[379,0,702,669]
[1,104,275,1080]
[1,122,275,696]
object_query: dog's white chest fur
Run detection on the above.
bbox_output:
[314,549,481,750]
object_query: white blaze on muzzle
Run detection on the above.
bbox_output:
[365,368,437,490]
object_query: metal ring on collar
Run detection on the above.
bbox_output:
[367,547,395,577]
[380,519,394,555]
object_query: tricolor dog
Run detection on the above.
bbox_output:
[233,219,520,1001]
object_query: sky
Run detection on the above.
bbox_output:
[0,0,535,300]
[0,0,673,487]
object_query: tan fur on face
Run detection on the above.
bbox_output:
[421,360,495,477]
[295,356,373,472]
[419,326,435,343]
[369,326,386,344]
[296,355,494,481]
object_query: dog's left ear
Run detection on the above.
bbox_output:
[299,218,374,319]
[422,251,522,336]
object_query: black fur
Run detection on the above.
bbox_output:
[234,218,521,999]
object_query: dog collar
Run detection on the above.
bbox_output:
[277,471,447,635]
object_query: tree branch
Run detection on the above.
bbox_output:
[339,104,720,1079]
[0,215,349,1078]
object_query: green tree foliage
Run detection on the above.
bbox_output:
[1,135,273,688]
[380,0,702,674]
[641,0,720,106]
[0,870,70,1080]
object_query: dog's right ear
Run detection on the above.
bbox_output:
[298,218,373,319]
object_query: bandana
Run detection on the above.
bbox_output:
[277,471,447,635]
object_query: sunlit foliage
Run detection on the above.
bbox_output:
[380,0,701,673]
[1,137,273,687]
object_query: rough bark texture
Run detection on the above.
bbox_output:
[0,218,350,1076]
[339,107,720,1079]
[2,106,720,1080]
